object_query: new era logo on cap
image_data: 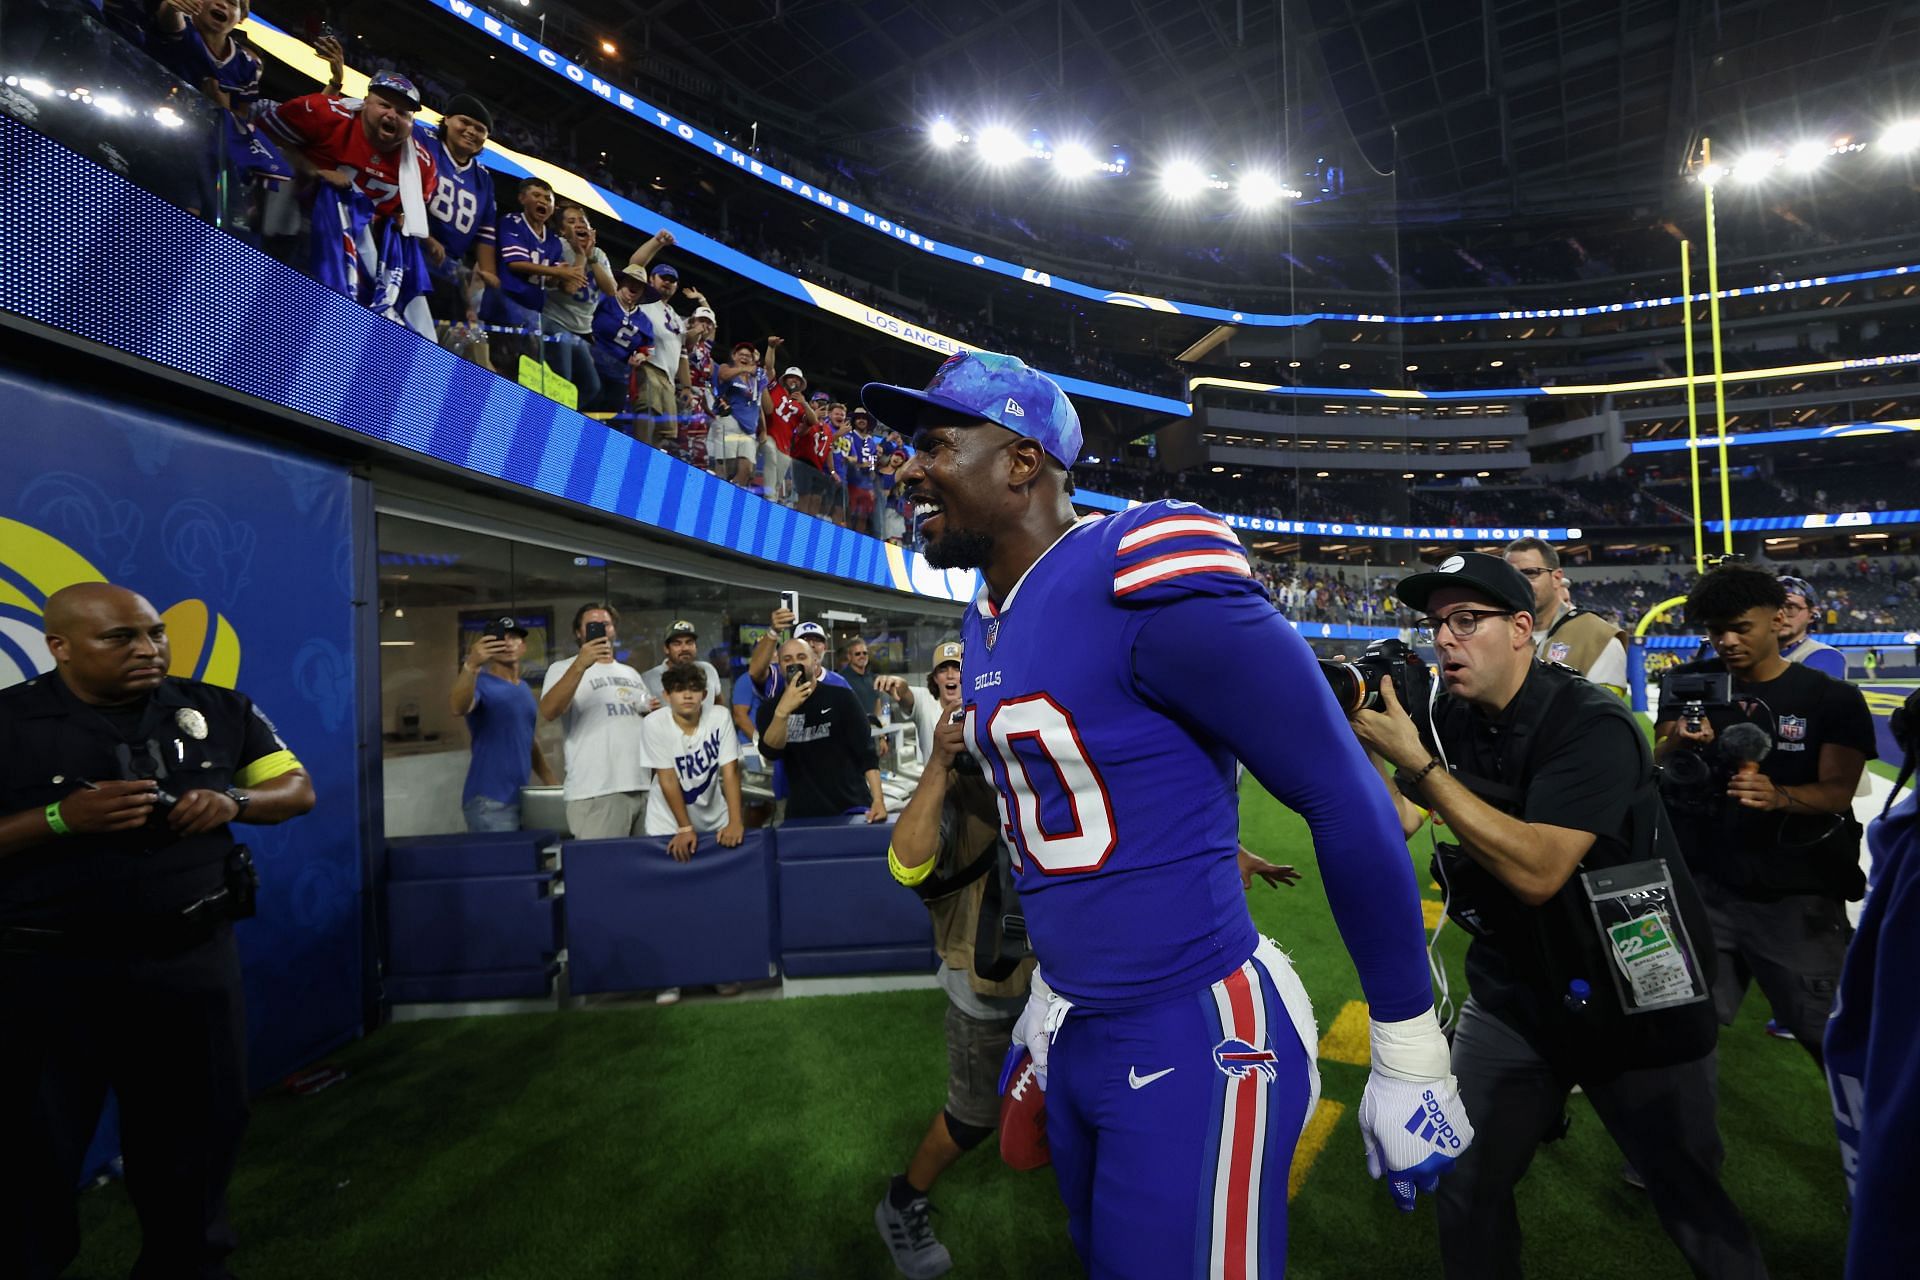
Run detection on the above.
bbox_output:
[859,350,1082,468]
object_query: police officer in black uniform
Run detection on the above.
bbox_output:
[1656,562,1876,1065]
[0,583,316,1279]
[1347,553,1765,1280]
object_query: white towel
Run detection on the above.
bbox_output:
[394,129,429,239]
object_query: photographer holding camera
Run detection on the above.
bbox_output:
[1655,563,1876,1066]
[1346,554,1763,1280]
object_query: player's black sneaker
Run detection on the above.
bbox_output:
[875,1191,952,1278]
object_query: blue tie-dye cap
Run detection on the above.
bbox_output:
[861,351,1082,468]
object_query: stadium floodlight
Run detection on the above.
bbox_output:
[1158,159,1211,200]
[1210,465,1225,473]
[1784,141,1827,173]
[1053,141,1100,179]
[1405,363,1419,372]
[1288,360,1302,368]
[1488,359,1504,368]
[1695,162,1726,188]
[600,40,617,55]
[1730,151,1776,184]
[1237,360,1252,368]
[1337,361,1352,370]
[1237,170,1286,210]
[977,125,1026,167]
[928,117,964,150]
[1879,119,1920,154]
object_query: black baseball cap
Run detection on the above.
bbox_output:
[489,615,529,637]
[1393,552,1536,618]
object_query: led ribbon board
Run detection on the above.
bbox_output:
[1631,420,1920,453]
[0,117,984,603]
[241,17,1189,420]
[411,2,1920,331]
[1190,352,1920,402]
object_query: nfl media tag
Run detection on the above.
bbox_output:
[176,708,208,740]
[1547,641,1571,663]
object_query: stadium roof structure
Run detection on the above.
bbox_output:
[580,0,1920,219]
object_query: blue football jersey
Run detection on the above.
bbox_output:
[415,123,498,266]
[961,500,1267,1010]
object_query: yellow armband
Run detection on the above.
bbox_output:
[236,749,302,788]
[888,844,935,887]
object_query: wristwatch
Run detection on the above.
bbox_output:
[224,787,251,818]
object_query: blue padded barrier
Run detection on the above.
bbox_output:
[564,832,777,995]
[385,831,561,1002]
[774,817,937,978]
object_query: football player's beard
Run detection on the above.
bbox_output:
[922,526,994,570]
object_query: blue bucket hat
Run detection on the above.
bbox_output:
[861,351,1082,468]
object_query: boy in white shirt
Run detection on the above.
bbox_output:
[641,664,745,856]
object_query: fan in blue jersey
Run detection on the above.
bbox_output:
[588,267,658,417]
[412,97,499,345]
[865,352,1472,1279]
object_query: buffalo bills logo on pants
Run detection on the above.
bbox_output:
[1212,1037,1279,1082]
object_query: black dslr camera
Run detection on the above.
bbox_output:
[1660,670,1731,736]
[1655,670,1753,813]
[1319,638,1434,742]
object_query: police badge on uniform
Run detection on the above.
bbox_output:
[1547,641,1571,663]
[176,707,208,740]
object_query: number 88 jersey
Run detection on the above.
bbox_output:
[961,500,1263,1011]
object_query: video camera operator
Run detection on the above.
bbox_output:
[1654,563,1876,1067]
[1346,553,1764,1280]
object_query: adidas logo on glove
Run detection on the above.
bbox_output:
[1403,1089,1466,1151]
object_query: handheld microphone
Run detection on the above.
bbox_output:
[1720,722,1772,775]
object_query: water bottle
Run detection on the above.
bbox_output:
[1563,978,1591,1014]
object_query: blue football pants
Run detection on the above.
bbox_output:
[1046,937,1319,1279]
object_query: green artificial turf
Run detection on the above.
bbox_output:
[70,776,1849,1279]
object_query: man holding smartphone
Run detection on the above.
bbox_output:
[538,603,656,838]
[450,616,556,832]
[755,636,887,822]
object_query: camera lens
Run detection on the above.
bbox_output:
[1317,660,1368,714]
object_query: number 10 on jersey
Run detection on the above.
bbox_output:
[966,695,1117,875]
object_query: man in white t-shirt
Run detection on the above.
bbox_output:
[875,640,964,769]
[538,603,657,838]
[642,664,745,850]
[640,619,723,711]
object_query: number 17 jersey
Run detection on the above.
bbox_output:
[961,501,1262,1011]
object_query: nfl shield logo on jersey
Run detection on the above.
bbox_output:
[1778,715,1807,742]
[1547,641,1571,663]
[985,617,1000,650]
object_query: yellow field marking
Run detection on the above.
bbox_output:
[1289,1098,1347,1201]
[1318,999,1371,1067]
[1421,899,1446,930]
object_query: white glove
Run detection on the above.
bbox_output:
[1007,968,1060,1090]
[1357,1010,1474,1211]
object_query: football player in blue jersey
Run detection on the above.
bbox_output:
[866,352,1472,1279]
